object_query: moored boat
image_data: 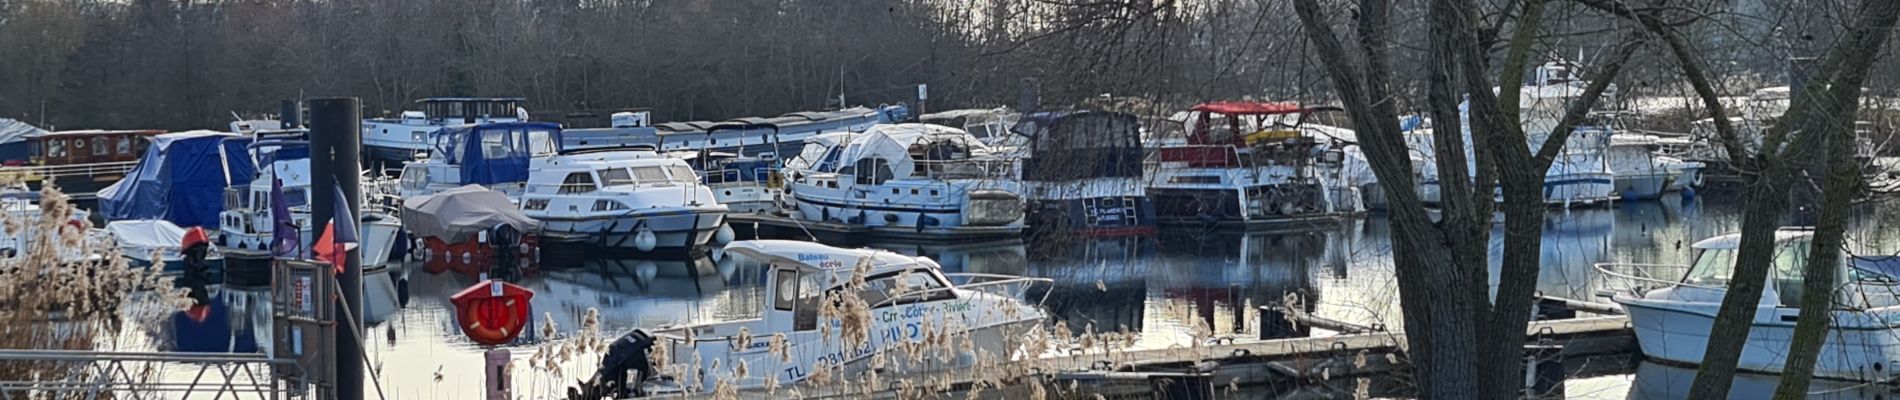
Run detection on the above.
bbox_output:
[782,124,1025,240]
[574,240,1050,397]
[1013,110,1155,237]
[395,121,563,198]
[519,150,730,255]
[1597,228,1900,381]
[104,219,225,279]
[362,97,529,162]
[1146,102,1363,230]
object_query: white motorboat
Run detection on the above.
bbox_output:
[104,219,225,278]
[395,121,562,198]
[1609,133,1704,200]
[217,133,405,284]
[1146,102,1363,229]
[670,123,787,215]
[519,150,729,254]
[1597,229,1900,381]
[783,124,1025,239]
[362,97,529,163]
[1418,61,1617,206]
[604,240,1050,395]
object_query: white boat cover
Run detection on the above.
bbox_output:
[105,219,188,250]
[836,124,989,180]
[401,184,541,243]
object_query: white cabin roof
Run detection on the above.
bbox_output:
[725,240,941,283]
[542,151,673,169]
[1691,229,1814,250]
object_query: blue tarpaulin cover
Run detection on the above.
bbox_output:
[98,131,256,227]
[437,122,561,186]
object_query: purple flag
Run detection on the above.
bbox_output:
[269,177,300,259]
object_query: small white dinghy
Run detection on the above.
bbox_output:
[591,240,1051,396]
[1597,228,1900,382]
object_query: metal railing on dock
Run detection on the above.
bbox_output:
[0,161,138,200]
[0,349,300,399]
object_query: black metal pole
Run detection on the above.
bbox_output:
[280,100,302,129]
[309,97,364,400]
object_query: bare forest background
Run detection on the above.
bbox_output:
[0,0,1891,133]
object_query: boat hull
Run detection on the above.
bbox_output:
[537,208,727,254]
[1613,172,1671,201]
[1623,299,1900,382]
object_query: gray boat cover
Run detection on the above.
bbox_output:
[401,184,541,243]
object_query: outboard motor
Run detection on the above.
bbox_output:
[179,228,213,306]
[568,329,656,399]
[489,223,523,281]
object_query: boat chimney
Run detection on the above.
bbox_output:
[279,100,301,129]
[1018,77,1041,113]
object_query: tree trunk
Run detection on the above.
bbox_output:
[1771,2,1900,397]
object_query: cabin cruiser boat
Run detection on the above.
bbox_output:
[783,124,1025,239]
[1147,102,1363,230]
[362,98,529,163]
[396,122,562,198]
[1596,229,1900,381]
[218,134,404,285]
[519,150,729,255]
[0,184,95,261]
[1608,133,1704,200]
[104,219,225,278]
[1013,111,1155,237]
[1417,61,1617,206]
[669,123,786,215]
[591,240,1050,396]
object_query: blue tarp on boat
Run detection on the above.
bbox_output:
[98,131,256,228]
[434,122,562,186]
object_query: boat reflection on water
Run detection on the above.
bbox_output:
[157,268,403,354]
[1627,361,1877,400]
[535,253,767,332]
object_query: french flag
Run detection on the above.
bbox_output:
[314,186,359,273]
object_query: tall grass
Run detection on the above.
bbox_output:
[0,184,191,391]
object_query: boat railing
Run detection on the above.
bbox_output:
[914,159,1013,180]
[1592,262,1709,298]
[931,273,1055,306]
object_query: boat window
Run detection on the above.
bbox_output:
[775,269,798,311]
[794,270,823,331]
[116,136,132,155]
[666,165,699,183]
[1684,248,1737,287]
[631,166,669,183]
[1774,241,1812,307]
[482,130,510,160]
[528,129,557,156]
[91,137,109,156]
[598,168,635,186]
[559,172,596,194]
[859,269,953,308]
[854,157,893,185]
[47,140,64,158]
[285,188,308,208]
[817,145,845,172]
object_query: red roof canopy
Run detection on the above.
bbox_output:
[1189,101,1305,115]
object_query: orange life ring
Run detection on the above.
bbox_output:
[449,280,535,346]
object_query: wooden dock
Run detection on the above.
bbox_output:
[675,316,1633,399]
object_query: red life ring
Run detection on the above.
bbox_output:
[449,280,535,346]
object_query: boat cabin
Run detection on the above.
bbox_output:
[415,98,528,124]
[18,130,162,166]
[1167,102,1335,169]
[398,122,561,196]
[1014,111,1142,182]
[1652,229,1900,309]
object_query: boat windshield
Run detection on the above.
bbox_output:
[598,168,635,186]
[1684,248,1738,287]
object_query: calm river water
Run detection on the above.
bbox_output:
[164,192,1900,399]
